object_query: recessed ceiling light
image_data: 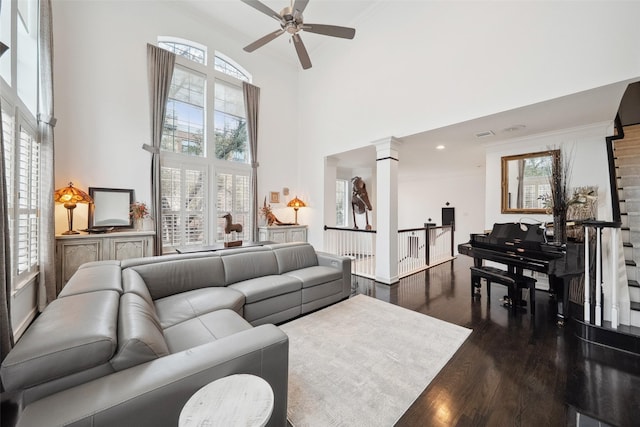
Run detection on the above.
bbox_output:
[436,145,445,150]
[503,125,526,132]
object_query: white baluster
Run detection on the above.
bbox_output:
[595,227,602,326]
[584,226,590,323]
[611,227,619,329]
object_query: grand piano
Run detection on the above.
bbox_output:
[458,222,585,323]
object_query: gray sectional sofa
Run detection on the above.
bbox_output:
[1,242,351,427]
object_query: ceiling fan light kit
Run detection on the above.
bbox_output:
[241,0,356,69]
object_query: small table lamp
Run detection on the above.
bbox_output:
[54,182,93,235]
[287,196,306,225]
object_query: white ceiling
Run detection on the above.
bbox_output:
[180,0,374,67]
[331,79,634,172]
[180,0,636,172]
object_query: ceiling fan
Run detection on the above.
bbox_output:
[240,0,356,69]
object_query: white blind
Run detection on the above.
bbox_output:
[16,125,39,276]
[160,164,207,249]
[216,171,249,242]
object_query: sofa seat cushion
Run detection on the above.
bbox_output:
[0,291,118,391]
[154,287,246,329]
[163,309,252,353]
[229,275,302,304]
[284,266,343,288]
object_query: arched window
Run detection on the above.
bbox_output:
[214,51,251,82]
[157,37,253,251]
[158,37,206,65]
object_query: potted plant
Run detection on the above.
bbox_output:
[130,202,149,230]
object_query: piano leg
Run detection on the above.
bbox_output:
[549,275,570,326]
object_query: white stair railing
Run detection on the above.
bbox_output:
[324,224,454,280]
[324,226,376,279]
[583,220,623,328]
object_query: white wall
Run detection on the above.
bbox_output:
[484,122,630,324]
[296,1,640,246]
[484,122,614,228]
[52,1,640,249]
[398,164,486,253]
[52,0,299,233]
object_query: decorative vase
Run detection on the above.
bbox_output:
[134,218,144,231]
[553,209,567,244]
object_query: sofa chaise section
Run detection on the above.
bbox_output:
[1,242,350,427]
[14,324,289,427]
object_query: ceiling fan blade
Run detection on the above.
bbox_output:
[292,0,310,15]
[244,29,285,52]
[302,23,356,39]
[240,0,283,23]
[292,33,312,70]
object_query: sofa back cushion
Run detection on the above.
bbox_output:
[0,291,118,391]
[221,251,278,285]
[57,262,123,298]
[110,293,169,372]
[122,268,155,305]
[126,256,226,300]
[271,243,319,274]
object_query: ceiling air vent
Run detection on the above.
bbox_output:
[475,130,495,138]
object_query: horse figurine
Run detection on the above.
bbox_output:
[351,176,372,230]
[221,213,243,234]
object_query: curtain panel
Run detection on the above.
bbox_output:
[243,82,260,241]
[0,95,13,364]
[145,44,175,255]
[38,0,57,306]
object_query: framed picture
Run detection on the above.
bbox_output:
[270,191,280,204]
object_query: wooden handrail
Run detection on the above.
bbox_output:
[607,114,625,223]
[323,225,376,233]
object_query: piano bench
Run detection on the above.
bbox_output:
[470,266,537,315]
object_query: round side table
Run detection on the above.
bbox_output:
[179,374,274,427]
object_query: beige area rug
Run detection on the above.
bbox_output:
[279,294,472,427]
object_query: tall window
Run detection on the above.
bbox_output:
[336,179,349,227]
[216,170,250,241]
[158,37,252,251]
[162,66,206,156]
[2,0,41,295]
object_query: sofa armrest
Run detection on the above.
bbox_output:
[16,324,288,427]
[316,251,352,299]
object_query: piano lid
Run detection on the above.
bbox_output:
[474,222,545,244]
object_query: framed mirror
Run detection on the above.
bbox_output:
[501,150,559,214]
[88,187,134,229]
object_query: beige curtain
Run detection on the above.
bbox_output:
[38,0,57,305]
[144,44,175,255]
[0,86,13,364]
[243,82,260,241]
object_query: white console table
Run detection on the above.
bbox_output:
[55,230,154,293]
[258,225,307,244]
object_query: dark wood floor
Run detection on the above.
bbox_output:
[352,256,640,427]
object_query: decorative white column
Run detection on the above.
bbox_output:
[373,137,401,285]
[324,156,339,229]
[584,226,591,323]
